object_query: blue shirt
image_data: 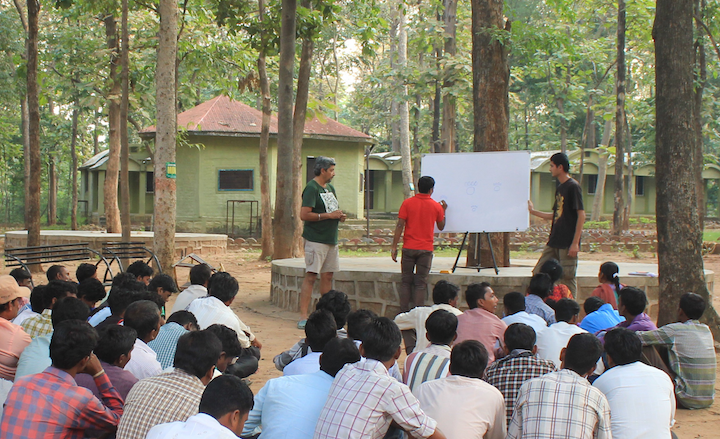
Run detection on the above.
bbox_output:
[525,294,557,325]
[242,370,334,439]
[580,303,625,334]
[147,322,189,369]
[15,334,51,379]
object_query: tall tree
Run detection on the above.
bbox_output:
[257,0,273,260]
[103,13,122,233]
[440,0,457,153]
[396,3,413,200]
[70,105,79,230]
[693,0,707,229]
[612,0,626,235]
[12,0,31,231]
[26,0,41,249]
[120,0,131,242]
[154,0,178,273]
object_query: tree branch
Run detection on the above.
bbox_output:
[12,0,27,34]
[694,14,720,64]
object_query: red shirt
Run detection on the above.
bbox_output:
[398,193,445,251]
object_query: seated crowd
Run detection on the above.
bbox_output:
[0,258,715,439]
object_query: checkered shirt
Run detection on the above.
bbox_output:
[314,359,437,439]
[21,308,53,338]
[0,366,123,438]
[484,349,557,426]
[116,368,206,439]
[147,322,189,369]
[507,369,611,439]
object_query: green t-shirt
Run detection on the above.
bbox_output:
[302,179,340,245]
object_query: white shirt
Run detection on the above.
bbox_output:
[88,307,112,327]
[187,296,255,348]
[415,375,506,439]
[283,352,321,376]
[171,284,208,315]
[147,413,238,439]
[124,338,163,380]
[502,311,548,335]
[394,304,463,352]
[12,308,38,327]
[536,321,605,374]
[593,361,676,439]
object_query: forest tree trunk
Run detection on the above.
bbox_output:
[257,0,274,260]
[693,0,707,230]
[613,0,626,236]
[120,0,131,242]
[440,0,457,154]
[103,14,122,233]
[71,107,79,230]
[48,156,56,226]
[26,0,40,252]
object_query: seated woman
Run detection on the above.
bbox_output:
[540,258,573,303]
[591,262,623,309]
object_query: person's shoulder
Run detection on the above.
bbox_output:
[146,420,184,439]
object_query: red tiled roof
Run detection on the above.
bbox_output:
[140,95,372,141]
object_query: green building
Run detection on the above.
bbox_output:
[79,95,374,234]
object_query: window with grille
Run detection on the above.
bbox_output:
[146,172,154,193]
[218,170,254,191]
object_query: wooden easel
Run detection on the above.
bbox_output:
[451,232,499,274]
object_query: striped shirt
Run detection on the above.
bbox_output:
[638,319,716,409]
[403,344,451,393]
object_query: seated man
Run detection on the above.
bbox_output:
[394,280,463,354]
[76,325,139,399]
[94,286,146,330]
[485,323,557,426]
[273,290,350,371]
[593,328,675,438]
[88,273,146,327]
[508,333,611,439]
[147,374,254,439]
[638,292,716,409]
[501,291,548,335]
[46,265,72,282]
[13,284,43,327]
[171,263,212,314]
[536,298,587,369]
[315,317,445,439]
[148,273,178,319]
[1,320,123,438]
[148,310,198,369]
[205,324,252,377]
[616,287,657,332]
[75,263,98,283]
[455,282,507,363]
[76,278,106,310]
[126,260,153,285]
[415,340,506,439]
[283,309,337,376]
[122,300,163,379]
[22,280,77,338]
[243,337,361,439]
[524,273,557,325]
[579,296,624,334]
[404,309,456,392]
[9,268,32,288]
[15,297,90,379]
[117,330,223,439]
[347,309,403,382]
[0,276,31,383]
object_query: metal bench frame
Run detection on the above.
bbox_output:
[101,242,162,274]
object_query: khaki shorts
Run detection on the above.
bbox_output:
[304,240,340,274]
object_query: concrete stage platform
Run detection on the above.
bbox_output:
[271,257,714,318]
[4,230,228,257]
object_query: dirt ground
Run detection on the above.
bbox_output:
[17,249,720,438]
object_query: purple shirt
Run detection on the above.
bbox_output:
[618,313,657,332]
[76,360,138,400]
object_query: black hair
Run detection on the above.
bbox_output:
[107,287,146,316]
[320,337,362,377]
[540,258,563,283]
[550,152,570,173]
[449,340,488,379]
[552,298,581,323]
[563,333,602,375]
[346,309,377,341]
[618,287,647,316]
[432,280,459,305]
[50,320,98,370]
[9,268,31,283]
[207,272,239,303]
[190,264,213,286]
[126,260,154,279]
[123,300,161,340]
[29,285,46,313]
[313,156,336,176]
[199,375,254,419]
[417,176,435,194]
[604,327,642,366]
[205,324,243,358]
[44,280,78,309]
[503,292,526,315]
[425,309,458,345]
[315,290,352,329]
[528,273,552,299]
[679,292,706,320]
[174,330,223,379]
[305,309,338,352]
[77,279,107,304]
[46,265,67,282]
[76,263,97,283]
[361,317,401,362]
[504,323,537,351]
[148,274,178,295]
[465,282,491,310]
[584,296,605,315]
[143,291,166,311]
[112,272,144,290]
[94,325,137,365]
[51,297,90,328]
[168,310,198,328]
[599,262,621,293]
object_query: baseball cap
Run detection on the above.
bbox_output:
[0,275,31,305]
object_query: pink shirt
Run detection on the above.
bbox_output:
[455,308,507,363]
[0,318,32,381]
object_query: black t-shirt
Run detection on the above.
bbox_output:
[547,178,584,249]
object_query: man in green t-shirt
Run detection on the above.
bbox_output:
[298,156,347,329]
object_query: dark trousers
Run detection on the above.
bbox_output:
[399,249,433,311]
[225,346,261,379]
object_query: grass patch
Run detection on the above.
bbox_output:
[703,230,720,242]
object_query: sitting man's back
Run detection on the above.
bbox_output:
[403,309,457,392]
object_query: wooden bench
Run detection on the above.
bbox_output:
[101,242,162,275]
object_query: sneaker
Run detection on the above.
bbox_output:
[297,319,307,330]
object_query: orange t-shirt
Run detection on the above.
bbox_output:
[399,194,445,251]
[0,318,32,381]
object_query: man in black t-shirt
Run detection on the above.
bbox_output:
[528,152,585,296]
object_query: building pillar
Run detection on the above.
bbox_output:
[139,171,147,214]
[88,172,95,214]
[97,171,105,215]
[384,169,393,213]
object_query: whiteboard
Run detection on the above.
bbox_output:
[421,151,530,233]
